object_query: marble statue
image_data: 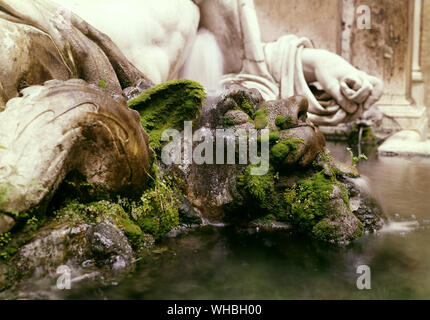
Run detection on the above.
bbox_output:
[0,0,387,267]
[0,0,382,216]
[47,0,383,126]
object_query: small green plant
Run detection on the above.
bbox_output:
[235,164,286,220]
[346,147,367,166]
[131,164,179,239]
[26,216,39,231]
[0,232,13,260]
[98,80,107,88]
[0,232,11,249]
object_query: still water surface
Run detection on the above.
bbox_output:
[68,142,430,299]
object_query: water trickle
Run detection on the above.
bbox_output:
[379,220,420,234]
[181,28,224,94]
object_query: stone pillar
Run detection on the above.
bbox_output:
[421,0,430,124]
[344,0,428,140]
[340,0,430,154]
[411,0,425,107]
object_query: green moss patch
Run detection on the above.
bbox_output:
[130,167,179,240]
[128,79,206,153]
[98,80,107,88]
[222,115,236,127]
[270,137,304,165]
[284,171,334,232]
[275,115,294,129]
[233,94,255,118]
[235,165,285,221]
[257,131,280,145]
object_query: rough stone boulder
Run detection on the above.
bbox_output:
[170,88,326,221]
[0,79,152,219]
[259,95,326,167]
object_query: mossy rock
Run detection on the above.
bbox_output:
[284,171,363,242]
[130,164,180,240]
[270,137,304,165]
[258,131,280,145]
[54,200,144,247]
[275,115,294,130]
[129,79,206,153]
[284,171,334,232]
[234,165,286,222]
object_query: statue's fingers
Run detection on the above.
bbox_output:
[363,76,383,110]
[342,75,362,91]
[351,81,372,103]
[355,76,373,101]
[340,77,371,103]
[324,81,357,114]
[340,82,356,98]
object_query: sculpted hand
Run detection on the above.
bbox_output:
[303,49,383,114]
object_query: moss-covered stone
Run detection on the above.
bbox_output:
[283,171,363,243]
[129,79,206,153]
[311,211,364,243]
[284,171,333,232]
[234,94,256,118]
[222,115,236,127]
[53,200,146,247]
[257,131,280,145]
[274,115,294,130]
[235,165,286,221]
[275,115,285,128]
[270,137,304,165]
[0,209,44,261]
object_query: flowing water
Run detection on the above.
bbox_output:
[64,142,430,300]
